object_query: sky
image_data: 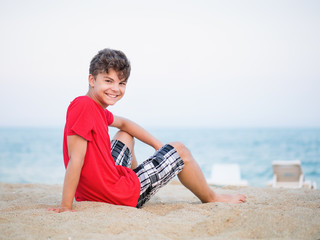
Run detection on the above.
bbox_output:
[0,0,319,128]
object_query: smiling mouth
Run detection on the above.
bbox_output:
[106,93,118,98]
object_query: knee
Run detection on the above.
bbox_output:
[170,142,191,163]
[113,130,135,150]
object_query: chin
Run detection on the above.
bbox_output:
[104,99,120,106]
[107,101,118,106]
[109,98,122,105]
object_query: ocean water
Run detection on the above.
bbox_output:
[0,127,319,187]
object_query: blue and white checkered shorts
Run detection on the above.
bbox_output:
[111,140,184,208]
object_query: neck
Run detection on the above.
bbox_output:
[86,91,108,109]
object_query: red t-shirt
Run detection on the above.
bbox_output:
[63,96,140,207]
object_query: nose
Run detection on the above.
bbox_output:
[111,83,120,92]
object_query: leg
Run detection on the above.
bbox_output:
[133,144,184,208]
[171,142,247,204]
[112,130,138,169]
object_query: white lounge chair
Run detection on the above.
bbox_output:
[270,160,316,189]
[207,163,248,186]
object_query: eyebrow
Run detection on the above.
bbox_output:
[104,76,127,83]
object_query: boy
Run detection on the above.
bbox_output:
[50,48,246,212]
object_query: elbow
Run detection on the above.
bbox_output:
[68,156,85,170]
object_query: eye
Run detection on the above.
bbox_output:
[120,82,127,86]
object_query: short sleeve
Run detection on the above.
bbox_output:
[105,109,114,126]
[66,98,94,141]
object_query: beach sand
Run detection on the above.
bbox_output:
[0,181,319,240]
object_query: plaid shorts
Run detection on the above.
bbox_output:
[111,140,185,208]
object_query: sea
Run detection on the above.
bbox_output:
[0,127,319,188]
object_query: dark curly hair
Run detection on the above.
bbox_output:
[89,48,131,80]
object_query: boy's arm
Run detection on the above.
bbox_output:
[49,135,87,213]
[110,115,163,151]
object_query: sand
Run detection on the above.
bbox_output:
[0,181,319,240]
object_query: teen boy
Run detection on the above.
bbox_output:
[50,48,246,212]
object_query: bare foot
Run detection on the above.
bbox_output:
[212,193,247,204]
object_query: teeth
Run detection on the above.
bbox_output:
[107,94,117,98]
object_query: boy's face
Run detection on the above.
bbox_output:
[88,69,127,108]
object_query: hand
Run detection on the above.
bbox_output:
[47,206,75,213]
[154,140,163,151]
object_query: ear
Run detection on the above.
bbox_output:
[88,74,95,88]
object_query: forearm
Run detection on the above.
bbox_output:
[112,117,163,150]
[60,159,83,210]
